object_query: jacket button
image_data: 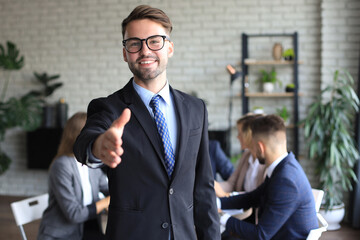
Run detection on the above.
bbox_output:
[169,188,174,195]
[162,222,169,229]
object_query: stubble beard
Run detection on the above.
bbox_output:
[128,56,166,82]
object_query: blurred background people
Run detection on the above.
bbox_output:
[215,114,267,198]
[218,115,318,240]
[38,112,110,240]
[209,139,234,181]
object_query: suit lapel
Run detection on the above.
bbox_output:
[170,88,188,179]
[122,80,168,173]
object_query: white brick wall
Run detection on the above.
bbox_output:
[0,0,359,199]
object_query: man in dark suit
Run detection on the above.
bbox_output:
[218,115,318,239]
[73,5,220,240]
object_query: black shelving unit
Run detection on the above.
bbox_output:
[240,32,300,157]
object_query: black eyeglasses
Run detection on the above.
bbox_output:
[122,35,170,53]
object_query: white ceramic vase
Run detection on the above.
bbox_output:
[263,82,274,93]
[319,203,345,231]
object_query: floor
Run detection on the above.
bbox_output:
[1,195,360,240]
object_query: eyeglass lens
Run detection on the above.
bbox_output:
[124,35,166,53]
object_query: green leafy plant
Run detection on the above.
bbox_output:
[259,68,282,87]
[276,106,290,123]
[283,48,294,60]
[0,41,42,174]
[29,72,62,101]
[302,69,359,211]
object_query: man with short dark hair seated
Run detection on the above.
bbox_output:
[218,115,318,239]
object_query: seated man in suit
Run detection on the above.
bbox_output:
[218,114,318,239]
[209,139,234,181]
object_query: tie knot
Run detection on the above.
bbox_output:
[150,95,161,110]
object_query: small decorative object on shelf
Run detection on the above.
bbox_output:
[259,68,282,93]
[276,106,290,125]
[272,43,283,61]
[283,48,294,61]
[56,98,68,128]
[252,106,265,114]
[285,83,295,92]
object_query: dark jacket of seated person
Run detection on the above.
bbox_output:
[209,140,234,180]
[219,115,318,240]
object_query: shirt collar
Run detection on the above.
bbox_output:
[132,79,171,107]
[266,152,288,178]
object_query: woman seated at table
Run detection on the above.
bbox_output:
[214,114,267,197]
[38,112,110,240]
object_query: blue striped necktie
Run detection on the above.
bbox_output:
[150,95,175,177]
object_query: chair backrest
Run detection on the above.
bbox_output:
[306,213,329,240]
[311,188,324,212]
[10,193,49,240]
[307,189,328,240]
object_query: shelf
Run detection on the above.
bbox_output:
[240,32,301,157]
[237,92,303,97]
[244,59,303,65]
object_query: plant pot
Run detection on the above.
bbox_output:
[285,86,295,92]
[319,203,345,230]
[263,82,274,93]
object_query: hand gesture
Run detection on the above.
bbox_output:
[92,108,131,168]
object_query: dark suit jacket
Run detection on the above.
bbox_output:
[74,79,220,240]
[221,152,318,240]
[209,140,234,180]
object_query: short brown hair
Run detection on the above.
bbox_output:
[121,5,173,38]
[250,114,286,141]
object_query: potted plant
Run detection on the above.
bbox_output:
[283,48,294,61]
[28,72,63,127]
[0,41,42,174]
[276,106,290,125]
[259,68,282,93]
[302,69,359,230]
[252,106,265,114]
[285,83,295,92]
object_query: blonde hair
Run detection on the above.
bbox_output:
[52,112,87,163]
[236,114,263,146]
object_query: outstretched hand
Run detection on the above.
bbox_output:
[92,108,131,168]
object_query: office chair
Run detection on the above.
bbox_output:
[10,193,49,240]
[306,189,328,240]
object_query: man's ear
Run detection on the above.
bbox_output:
[167,41,174,58]
[258,141,266,155]
[123,48,128,62]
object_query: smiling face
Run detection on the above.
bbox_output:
[123,19,174,87]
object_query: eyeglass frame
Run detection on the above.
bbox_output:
[122,35,171,53]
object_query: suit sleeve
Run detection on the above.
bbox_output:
[209,140,234,180]
[49,157,97,224]
[223,177,299,240]
[193,101,221,239]
[74,97,117,166]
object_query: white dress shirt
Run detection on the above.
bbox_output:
[243,155,261,192]
[75,157,93,206]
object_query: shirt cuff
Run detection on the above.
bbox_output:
[216,197,221,209]
[86,142,104,168]
[220,213,231,226]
